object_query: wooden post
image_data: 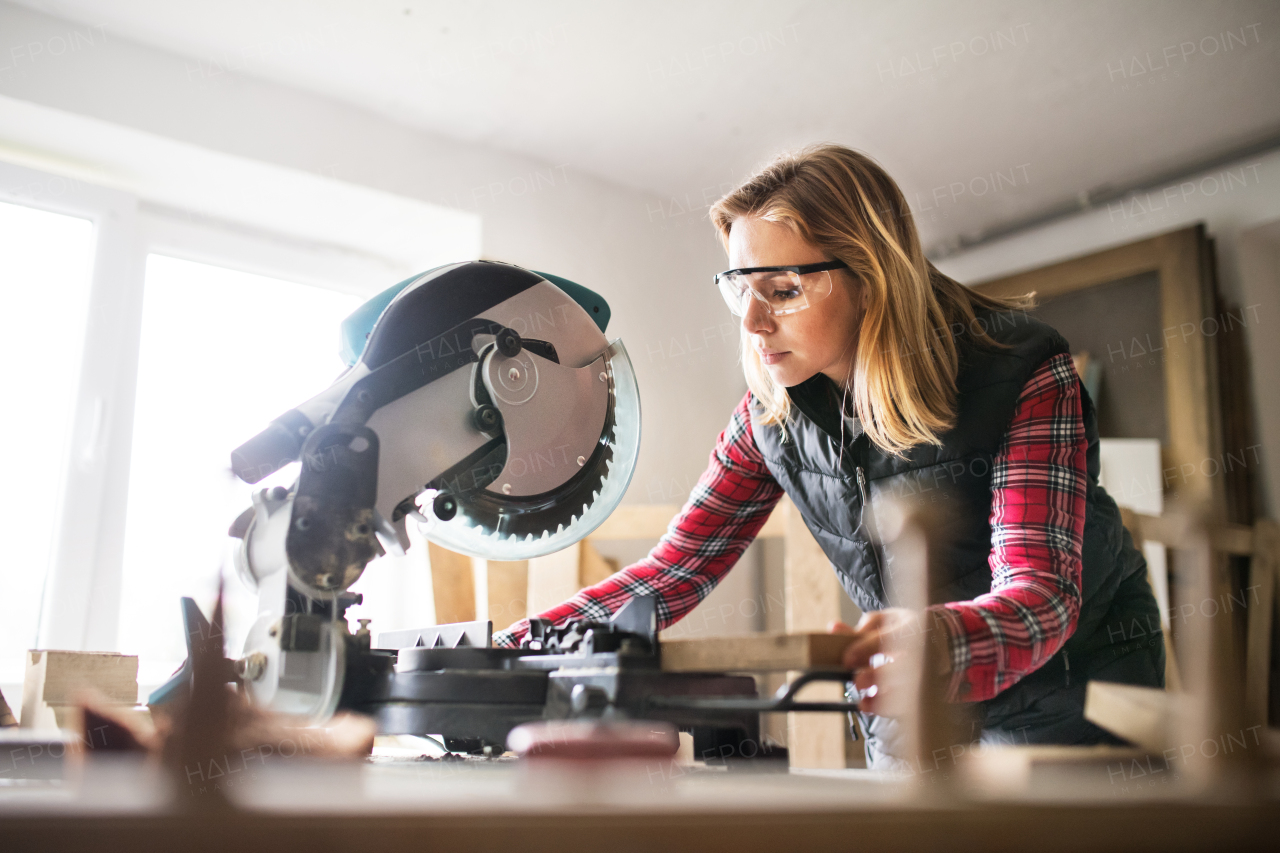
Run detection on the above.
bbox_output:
[526,540,619,616]
[780,499,847,770]
[1245,520,1279,728]
[483,560,529,632]
[426,542,476,625]
[1119,508,1183,692]
[1169,505,1254,791]
[526,546,583,615]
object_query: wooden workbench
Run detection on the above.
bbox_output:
[3,756,1278,852]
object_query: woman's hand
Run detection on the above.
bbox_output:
[829,608,936,717]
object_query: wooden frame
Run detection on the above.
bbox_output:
[973,224,1227,512]
[1121,511,1280,726]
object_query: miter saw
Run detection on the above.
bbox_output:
[151,261,637,716]
[150,260,857,759]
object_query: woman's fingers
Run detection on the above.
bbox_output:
[840,615,886,669]
[854,669,880,714]
[827,620,856,635]
[841,635,881,670]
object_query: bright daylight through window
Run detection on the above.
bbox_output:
[117,255,360,689]
[0,201,94,688]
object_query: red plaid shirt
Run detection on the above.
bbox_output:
[494,353,1086,704]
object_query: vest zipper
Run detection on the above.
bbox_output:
[856,466,883,575]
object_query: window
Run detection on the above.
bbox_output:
[0,155,477,704]
[0,201,94,687]
[117,255,360,688]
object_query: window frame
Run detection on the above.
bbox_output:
[0,159,423,655]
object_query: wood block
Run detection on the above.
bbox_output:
[484,560,529,631]
[963,744,1146,795]
[1084,680,1178,753]
[662,633,853,672]
[1133,513,1255,556]
[785,676,847,770]
[527,545,582,615]
[525,541,622,618]
[782,502,841,633]
[590,504,678,540]
[579,539,617,587]
[427,542,476,625]
[21,651,138,731]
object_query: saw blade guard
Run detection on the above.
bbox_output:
[416,337,641,560]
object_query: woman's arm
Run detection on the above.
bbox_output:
[929,352,1088,702]
[492,393,785,648]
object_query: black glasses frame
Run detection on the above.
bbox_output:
[713,260,848,285]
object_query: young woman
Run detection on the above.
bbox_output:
[494,144,1164,769]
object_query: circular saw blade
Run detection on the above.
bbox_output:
[417,340,641,561]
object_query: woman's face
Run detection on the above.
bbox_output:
[727,216,864,388]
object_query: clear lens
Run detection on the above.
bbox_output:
[718,269,833,316]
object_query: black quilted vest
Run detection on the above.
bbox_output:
[751,310,1164,753]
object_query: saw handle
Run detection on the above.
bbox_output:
[232,408,314,483]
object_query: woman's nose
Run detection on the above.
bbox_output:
[741,295,774,335]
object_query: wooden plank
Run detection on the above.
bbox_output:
[1133,513,1254,555]
[20,651,138,731]
[1157,227,1225,513]
[427,542,476,625]
[524,541,623,620]
[1084,680,1177,753]
[963,744,1147,794]
[590,504,677,540]
[579,540,617,587]
[972,231,1165,300]
[782,502,842,634]
[526,545,582,615]
[483,560,529,632]
[1121,509,1182,691]
[662,633,853,672]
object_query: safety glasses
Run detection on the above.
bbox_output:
[714,260,848,317]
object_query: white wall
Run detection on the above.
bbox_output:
[0,2,763,643]
[937,147,1280,517]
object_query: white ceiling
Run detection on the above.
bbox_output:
[14,0,1280,252]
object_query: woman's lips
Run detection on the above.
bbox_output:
[758,348,789,365]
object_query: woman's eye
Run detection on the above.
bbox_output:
[772,289,800,301]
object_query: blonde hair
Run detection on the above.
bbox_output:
[710,144,1033,457]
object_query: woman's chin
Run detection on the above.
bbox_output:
[764,363,806,387]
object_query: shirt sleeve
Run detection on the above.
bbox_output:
[929,353,1087,702]
[492,393,785,648]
